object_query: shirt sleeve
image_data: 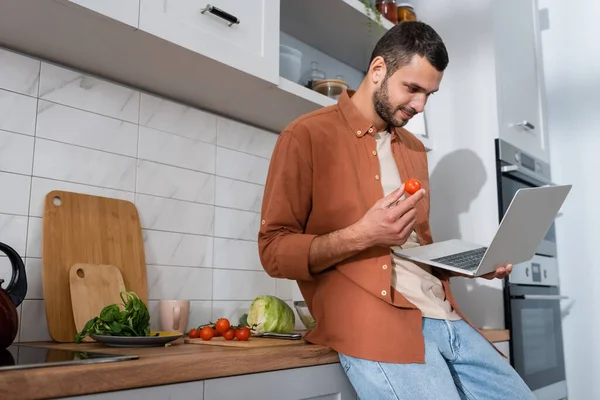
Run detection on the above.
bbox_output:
[258,127,317,282]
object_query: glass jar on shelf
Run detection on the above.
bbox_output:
[396,3,417,22]
[300,61,326,89]
[375,0,398,24]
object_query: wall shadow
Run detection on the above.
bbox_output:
[429,149,504,328]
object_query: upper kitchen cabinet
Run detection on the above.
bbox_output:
[280,0,394,73]
[138,0,280,85]
[493,0,550,163]
[54,0,140,28]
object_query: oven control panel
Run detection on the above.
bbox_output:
[509,254,559,286]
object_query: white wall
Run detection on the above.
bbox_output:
[537,1,600,398]
[416,0,505,329]
[0,46,305,342]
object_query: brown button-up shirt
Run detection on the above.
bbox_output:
[258,90,472,363]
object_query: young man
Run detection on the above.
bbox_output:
[258,21,534,399]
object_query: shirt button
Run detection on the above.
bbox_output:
[375,175,380,180]
[368,128,373,133]
[261,220,265,225]
[356,130,362,136]
[382,264,388,270]
[372,150,377,156]
[381,290,387,296]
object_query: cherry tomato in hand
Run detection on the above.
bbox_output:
[223,328,236,341]
[235,326,251,341]
[188,328,199,339]
[199,326,215,341]
[404,179,422,195]
[215,318,231,334]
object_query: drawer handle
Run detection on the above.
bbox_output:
[200,4,240,27]
[517,120,535,130]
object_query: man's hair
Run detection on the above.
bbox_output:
[370,21,449,76]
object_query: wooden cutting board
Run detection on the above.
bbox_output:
[69,263,126,336]
[185,336,307,348]
[42,191,148,342]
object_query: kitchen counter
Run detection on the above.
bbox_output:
[0,329,509,400]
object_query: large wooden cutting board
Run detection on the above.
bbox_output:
[42,191,148,343]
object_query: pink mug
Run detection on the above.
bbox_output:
[159,300,190,333]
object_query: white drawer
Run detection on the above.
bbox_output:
[139,0,279,84]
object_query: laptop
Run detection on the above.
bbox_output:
[391,184,572,277]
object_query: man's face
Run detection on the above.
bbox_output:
[373,55,443,128]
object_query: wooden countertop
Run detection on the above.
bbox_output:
[0,329,509,400]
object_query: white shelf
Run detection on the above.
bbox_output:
[278,78,336,108]
[280,0,394,73]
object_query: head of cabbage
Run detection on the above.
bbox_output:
[247,295,295,334]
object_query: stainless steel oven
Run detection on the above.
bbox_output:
[496,139,569,400]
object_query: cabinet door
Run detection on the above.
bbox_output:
[204,363,357,400]
[59,0,140,27]
[58,381,204,400]
[139,0,279,85]
[494,0,548,162]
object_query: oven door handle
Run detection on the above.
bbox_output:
[500,163,556,186]
[511,294,570,300]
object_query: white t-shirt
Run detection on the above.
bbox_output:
[375,130,461,320]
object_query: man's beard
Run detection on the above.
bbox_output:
[373,78,416,129]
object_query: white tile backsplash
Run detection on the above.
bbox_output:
[24,258,43,300]
[0,45,289,338]
[0,172,31,215]
[25,217,42,258]
[147,265,213,301]
[135,194,214,235]
[19,300,51,342]
[0,89,37,135]
[136,160,215,204]
[215,177,263,212]
[36,100,138,157]
[33,139,136,191]
[216,147,269,184]
[217,117,277,158]
[213,238,262,271]
[0,214,28,256]
[215,207,261,241]
[143,230,213,268]
[213,269,276,301]
[138,126,216,173]
[140,93,217,143]
[0,130,35,175]
[0,48,40,96]
[39,62,139,123]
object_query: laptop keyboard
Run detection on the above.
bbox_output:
[431,247,488,271]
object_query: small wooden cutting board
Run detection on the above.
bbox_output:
[69,263,126,336]
[185,336,306,348]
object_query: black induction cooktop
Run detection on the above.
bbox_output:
[0,344,138,372]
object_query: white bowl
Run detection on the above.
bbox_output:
[279,45,302,83]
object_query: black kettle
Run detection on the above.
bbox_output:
[0,242,27,349]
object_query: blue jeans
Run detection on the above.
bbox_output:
[338,318,534,400]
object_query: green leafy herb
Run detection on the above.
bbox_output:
[74,291,153,343]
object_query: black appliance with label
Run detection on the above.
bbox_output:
[495,139,568,400]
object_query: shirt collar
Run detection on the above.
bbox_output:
[338,90,404,141]
[337,90,376,138]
